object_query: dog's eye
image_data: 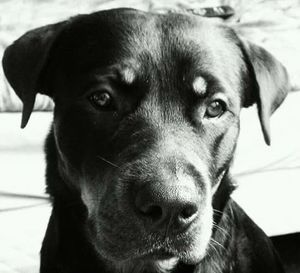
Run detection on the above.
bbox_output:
[205,100,226,118]
[89,91,114,110]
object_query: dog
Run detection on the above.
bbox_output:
[2,8,290,273]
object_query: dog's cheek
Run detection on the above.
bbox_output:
[53,110,92,170]
[80,171,115,217]
[53,104,118,169]
[217,125,239,166]
[80,173,142,259]
[209,121,240,180]
[80,179,120,257]
[80,180,99,217]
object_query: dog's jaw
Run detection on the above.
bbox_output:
[86,208,214,267]
[80,173,215,272]
[97,189,235,273]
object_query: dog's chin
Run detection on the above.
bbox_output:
[89,207,214,270]
[92,225,212,271]
[103,246,206,265]
[112,257,180,273]
[99,243,208,273]
[87,202,214,271]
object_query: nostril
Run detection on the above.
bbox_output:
[179,204,198,220]
[135,184,199,229]
[140,204,163,221]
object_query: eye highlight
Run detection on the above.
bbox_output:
[205,100,226,118]
[88,91,115,111]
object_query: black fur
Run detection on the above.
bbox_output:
[2,8,290,273]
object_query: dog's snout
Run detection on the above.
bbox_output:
[135,182,199,232]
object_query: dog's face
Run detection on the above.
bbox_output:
[2,8,289,269]
[49,11,245,265]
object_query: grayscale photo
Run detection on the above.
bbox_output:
[0,0,299,272]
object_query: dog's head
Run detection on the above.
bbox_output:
[2,8,289,270]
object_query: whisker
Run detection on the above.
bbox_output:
[163,215,174,241]
[213,209,223,215]
[213,222,230,238]
[205,248,212,260]
[213,208,235,229]
[208,241,219,255]
[211,238,227,253]
[97,156,120,169]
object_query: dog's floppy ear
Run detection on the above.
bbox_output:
[2,21,67,128]
[240,40,290,145]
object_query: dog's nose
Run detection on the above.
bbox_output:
[135,182,199,232]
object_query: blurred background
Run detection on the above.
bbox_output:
[0,0,300,272]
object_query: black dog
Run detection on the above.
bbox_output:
[2,8,289,273]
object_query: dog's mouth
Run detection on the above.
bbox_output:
[137,246,201,265]
[141,248,176,261]
[136,236,209,265]
[89,219,212,266]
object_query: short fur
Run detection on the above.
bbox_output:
[2,8,289,273]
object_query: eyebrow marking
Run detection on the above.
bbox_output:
[121,67,136,85]
[192,76,207,95]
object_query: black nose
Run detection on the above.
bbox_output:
[135,182,199,232]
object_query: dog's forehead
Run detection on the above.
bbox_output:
[54,9,244,96]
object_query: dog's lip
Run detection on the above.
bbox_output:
[142,248,175,260]
[133,235,198,261]
[135,245,203,265]
[95,231,207,265]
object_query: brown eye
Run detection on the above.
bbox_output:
[89,91,114,110]
[205,100,226,118]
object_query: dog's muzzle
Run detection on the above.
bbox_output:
[84,148,213,264]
